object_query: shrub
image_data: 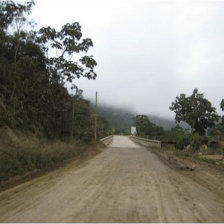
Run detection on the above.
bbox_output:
[176,133,192,150]
[191,133,202,151]
[0,140,87,181]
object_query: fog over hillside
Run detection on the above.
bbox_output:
[97,104,189,131]
[30,0,224,118]
[148,115,190,131]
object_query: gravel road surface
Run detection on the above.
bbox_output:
[0,135,224,222]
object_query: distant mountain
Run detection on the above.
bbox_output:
[148,115,175,130]
[148,115,186,130]
[97,104,190,132]
[148,115,190,130]
[97,105,135,131]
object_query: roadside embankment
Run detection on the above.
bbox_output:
[0,127,107,191]
[130,135,195,170]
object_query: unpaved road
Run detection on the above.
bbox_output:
[1,135,224,222]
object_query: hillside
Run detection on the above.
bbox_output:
[97,105,135,131]
[148,115,190,130]
[97,104,188,132]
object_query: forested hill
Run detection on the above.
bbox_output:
[98,105,135,132]
[97,104,187,132]
[148,115,177,130]
[149,115,190,130]
[0,1,111,142]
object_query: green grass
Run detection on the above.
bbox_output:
[194,155,224,168]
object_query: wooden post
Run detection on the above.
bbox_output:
[94,91,98,142]
[70,92,74,139]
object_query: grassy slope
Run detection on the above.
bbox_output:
[0,127,98,184]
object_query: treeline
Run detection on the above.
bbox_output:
[0,0,111,142]
[134,115,194,150]
[97,105,187,134]
[134,89,224,151]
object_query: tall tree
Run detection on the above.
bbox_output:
[134,114,165,139]
[36,22,97,89]
[0,1,102,141]
[170,89,219,135]
[134,115,152,137]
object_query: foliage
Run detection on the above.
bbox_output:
[0,0,34,34]
[0,140,87,180]
[72,97,94,143]
[0,0,110,142]
[36,23,97,87]
[170,89,219,135]
[176,133,192,150]
[162,125,184,143]
[190,133,201,151]
[97,116,112,138]
[134,114,165,139]
[134,115,151,137]
[207,123,224,141]
[207,99,224,141]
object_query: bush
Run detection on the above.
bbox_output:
[0,141,86,181]
[191,134,202,151]
[176,133,192,150]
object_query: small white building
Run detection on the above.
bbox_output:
[131,126,137,135]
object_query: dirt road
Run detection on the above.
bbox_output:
[1,135,224,222]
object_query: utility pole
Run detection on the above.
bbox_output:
[70,90,74,139]
[94,91,98,143]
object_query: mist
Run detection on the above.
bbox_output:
[31,0,224,118]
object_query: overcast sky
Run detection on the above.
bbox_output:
[30,0,224,118]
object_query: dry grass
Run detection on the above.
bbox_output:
[0,127,96,182]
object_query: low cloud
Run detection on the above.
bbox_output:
[32,0,224,118]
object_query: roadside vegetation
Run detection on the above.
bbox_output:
[134,89,224,167]
[0,0,111,182]
[0,131,85,181]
